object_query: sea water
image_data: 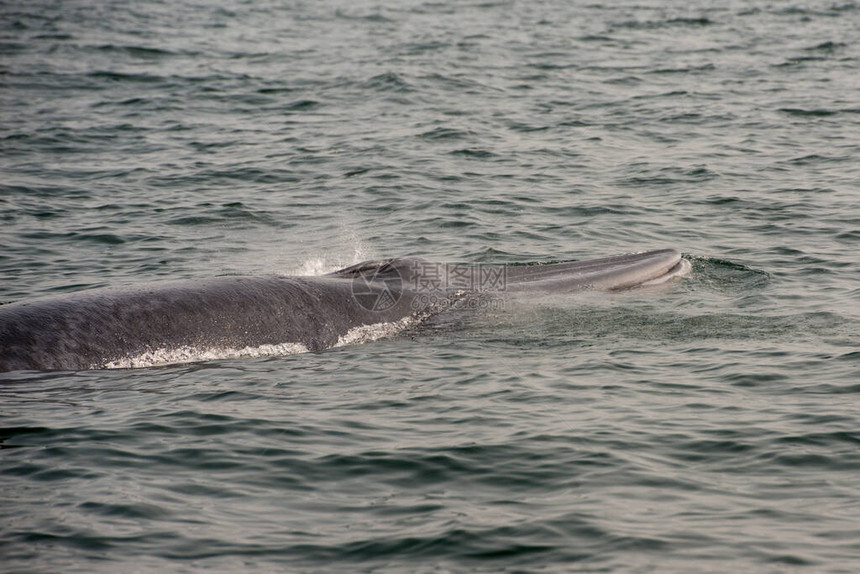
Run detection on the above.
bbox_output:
[1,1,859,572]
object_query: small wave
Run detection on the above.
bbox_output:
[450,148,496,158]
[333,9,394,23]
[362,72,413,93]
[779,108,839,117]
[93,44,182,59]
[686,256,770,294]
[419,127,471,141]
[87,70,166,84]
[612,17,714,30]
[805,41,847,52]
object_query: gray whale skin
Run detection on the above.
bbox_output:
[0,249,690,372]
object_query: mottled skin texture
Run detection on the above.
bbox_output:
[0,250,686,372]
[0,275,417,371]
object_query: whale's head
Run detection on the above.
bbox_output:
[329,249,690,296]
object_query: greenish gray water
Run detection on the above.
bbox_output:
[1,0,859,572]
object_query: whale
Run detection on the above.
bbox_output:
[0,249,690,372]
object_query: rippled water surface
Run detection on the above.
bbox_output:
[1,0,859,572]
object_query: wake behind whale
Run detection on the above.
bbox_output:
[0,249,690,372]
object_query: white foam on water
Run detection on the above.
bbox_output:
[334,316,418,347]
[102,316,422,369]
[103,341,310,369]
